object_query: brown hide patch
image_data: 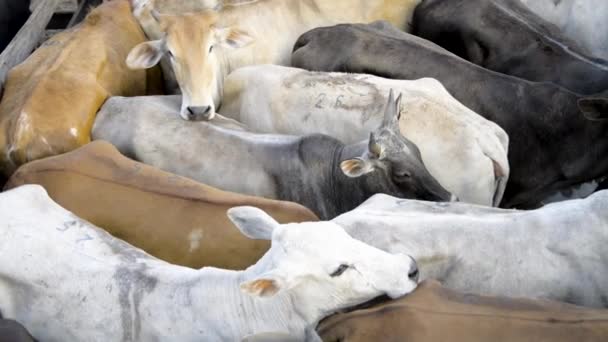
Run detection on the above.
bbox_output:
[5,141,318,270]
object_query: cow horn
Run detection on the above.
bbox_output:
[382,89,402,128]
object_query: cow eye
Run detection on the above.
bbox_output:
[167,50,175,59]
[209,45,214,53]
[330,264,349,277]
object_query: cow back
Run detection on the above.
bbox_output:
[319,281,608,341]
[5,140,318,269]
[0,0,162,178]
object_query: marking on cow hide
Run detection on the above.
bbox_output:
[76,234,93,244]
[56,220,79,232]
[188,229,204,253]
[282,72,384,125]
[113,265,158,342]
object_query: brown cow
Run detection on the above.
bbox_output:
[0,0,161,178]
[319,281,608,342]
[5,140,318,269]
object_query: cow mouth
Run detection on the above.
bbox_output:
[338,294,393,315]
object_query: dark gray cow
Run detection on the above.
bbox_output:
[413,0,608,95]
[0,319,36,342]
[291,22,608,208]
[92,93,453,219]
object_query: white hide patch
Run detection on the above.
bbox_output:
[188,229,204,252]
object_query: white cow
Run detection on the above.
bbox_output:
[126,0,422,120]
[220,65,510,207]
[519,0,608,59]
[332,192,608,308]
[0,185,418,341]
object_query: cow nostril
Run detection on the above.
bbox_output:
[202,106,211,114]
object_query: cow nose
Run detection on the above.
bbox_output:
[186,106,213,121]
[408,260,419,283]
[450,194,459,202]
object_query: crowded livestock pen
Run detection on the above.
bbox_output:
[0,0,607,341]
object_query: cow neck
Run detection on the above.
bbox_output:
[149,262,313,340]
[329,140,370,213]
[500,84,608,207]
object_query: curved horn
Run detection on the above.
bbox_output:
[382,89,402,128]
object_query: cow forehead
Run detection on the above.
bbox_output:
[161,11,218,44]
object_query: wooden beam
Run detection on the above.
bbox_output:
[0,0,60,99]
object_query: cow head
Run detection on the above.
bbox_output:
[126,10,253,121]
[340,90,456,202]
[228,206,419,319]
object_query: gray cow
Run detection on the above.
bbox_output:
[292,21,608,209]
[413,0,608,95]
[92,93,453,219]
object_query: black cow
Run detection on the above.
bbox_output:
[291,21,608,208]
[413,0,608,95]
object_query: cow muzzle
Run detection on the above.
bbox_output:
[185,106,214,121]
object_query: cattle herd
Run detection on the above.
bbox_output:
[0,0,607,341]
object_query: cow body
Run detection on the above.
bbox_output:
[0,185,418,341]
[5,140,318,270]
[413,0,608,95]
[519,0,608,59]
[333,193,608,308]
[92,95,452,219]
[292,21,608,208]
[221,65,509,206]
[319,281,608,342]
[0,0,161,178]
[128,0,422,119]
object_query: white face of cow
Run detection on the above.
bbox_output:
[228,207,419,319]
[126,10,253,121]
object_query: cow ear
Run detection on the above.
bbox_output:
[216,27,254,49]
[340,157,375,178]
[579,97,608,121]
[227,206,280,240]
[240,275,286,297]
[126,40,165,69]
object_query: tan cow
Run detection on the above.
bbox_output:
[5,140,318,269]
[0,0,162,178]
[127,0,422,120]
[317,280,608,342]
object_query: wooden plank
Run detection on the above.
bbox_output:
[68,0,103,28]
[30,0,78,14]
[0,0,60,99]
